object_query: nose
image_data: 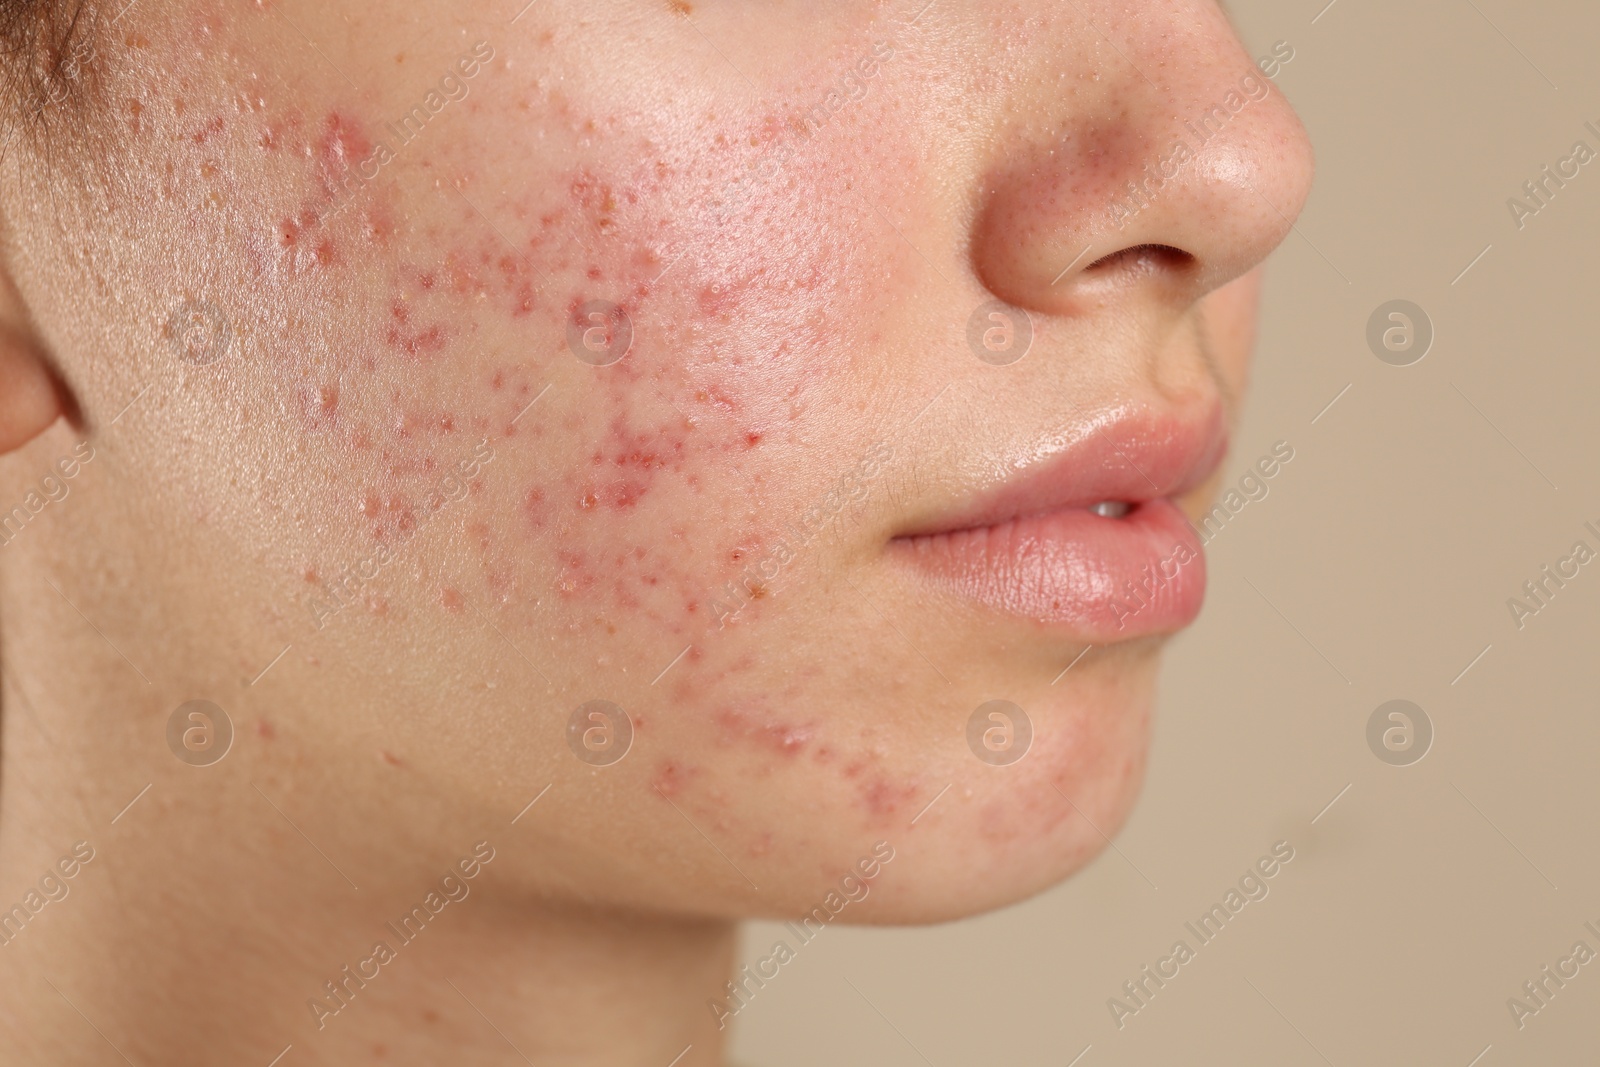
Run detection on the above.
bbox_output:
[969,5,1315,316]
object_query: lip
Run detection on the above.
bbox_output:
[889,406,1227,641]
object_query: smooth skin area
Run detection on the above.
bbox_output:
[0,1,1311,1064]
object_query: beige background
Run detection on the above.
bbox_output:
[732,1,1600,1063]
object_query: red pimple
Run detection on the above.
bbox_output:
[192,115,224,144]
[861,777,917,819]
[440,587,465,613]
[315,110,373,188]
[714,707,813,757]
[651,760,696,798]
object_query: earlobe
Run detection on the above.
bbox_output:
[0,318,65,456]
[0,265,66,454]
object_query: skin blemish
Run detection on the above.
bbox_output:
[713,707,814,757]
[313,110,373,193]
[651,760,698,799]
[860,777,920,822]
[299,382,340,432]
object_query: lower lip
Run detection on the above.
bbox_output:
[891,499,1206,641]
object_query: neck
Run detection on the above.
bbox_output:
[0,652,738,1067]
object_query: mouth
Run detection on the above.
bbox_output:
[888,405,1227,642]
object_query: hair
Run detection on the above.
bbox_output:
[0,0,101,147]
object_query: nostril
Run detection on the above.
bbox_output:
[1084,243,1195,276]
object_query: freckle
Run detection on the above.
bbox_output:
[314,239,338,266]
[255,719,276,740]
[749,583,767,600]
[378,750,402,767]
[440,587,465,612]
[368,595,389,616]
[302,565,319,583]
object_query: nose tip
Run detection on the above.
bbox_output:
[971,41,1315,317]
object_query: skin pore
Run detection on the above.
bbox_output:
[0,1,1311,1064]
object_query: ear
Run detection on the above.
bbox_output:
[0,273,64,455]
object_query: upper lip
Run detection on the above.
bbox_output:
[893,403,1228,538]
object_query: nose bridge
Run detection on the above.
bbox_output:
[968,4,1314,316]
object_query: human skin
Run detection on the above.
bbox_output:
[0,1,1311,1064]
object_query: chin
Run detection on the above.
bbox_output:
[765,644,1160,928]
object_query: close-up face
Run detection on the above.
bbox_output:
[0,0,1314,1061]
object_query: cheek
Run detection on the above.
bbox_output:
[175,52,907,649]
